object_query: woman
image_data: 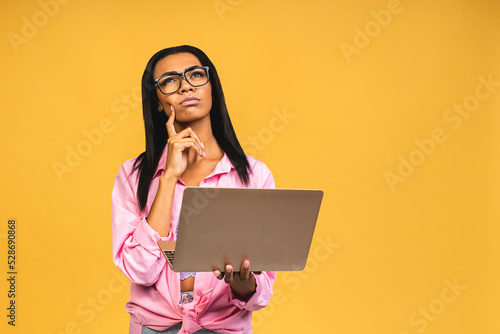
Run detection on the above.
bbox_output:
[112,45,276,334]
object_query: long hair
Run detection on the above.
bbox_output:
[132,45,250,211]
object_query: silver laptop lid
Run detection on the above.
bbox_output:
[166,187,323,272]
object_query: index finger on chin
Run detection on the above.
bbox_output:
[166,105,176,137]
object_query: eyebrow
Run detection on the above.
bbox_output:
[157,65,201,78]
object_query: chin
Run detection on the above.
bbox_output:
[177,113,210,124]
[178,107,210,121]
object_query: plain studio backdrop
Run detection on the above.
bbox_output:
[0,0,499,333]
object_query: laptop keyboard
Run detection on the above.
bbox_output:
[163,250,175,267]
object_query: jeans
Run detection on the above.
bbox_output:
[141,323,221,334]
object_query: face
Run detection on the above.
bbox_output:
[154,53,212,124]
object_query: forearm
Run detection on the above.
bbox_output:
[114,221,166,285]
[146,173,178,237]
[229,271,277,311]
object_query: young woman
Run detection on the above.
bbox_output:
[112,45,276,334]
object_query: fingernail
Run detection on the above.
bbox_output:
[226,265,232,273]
[170,105,174,112]
[243,260,249,269]
[203,152,207,158]
[200,142,205,149]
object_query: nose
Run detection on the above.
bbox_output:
[179,75,194,93]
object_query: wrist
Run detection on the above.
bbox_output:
[160,171,178,185]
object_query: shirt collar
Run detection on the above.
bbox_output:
[153,144,234,179]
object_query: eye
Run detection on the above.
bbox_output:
[159,75,178,86]
[188,69,206,79]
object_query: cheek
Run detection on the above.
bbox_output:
[204,85,213,107]
[204,96,213,114]
[157,95,173,115]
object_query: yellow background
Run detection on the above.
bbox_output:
[1,0,499,333]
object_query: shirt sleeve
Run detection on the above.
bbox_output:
[111,162,167,286]
[229,271,277,311]
[229,159,277,311]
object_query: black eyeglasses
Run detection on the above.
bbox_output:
[154,66,210,94]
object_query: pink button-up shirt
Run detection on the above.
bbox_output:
[112,145,277,334]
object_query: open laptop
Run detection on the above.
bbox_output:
[157,187,323,272]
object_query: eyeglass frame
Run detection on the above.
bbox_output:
[154,66,210,95]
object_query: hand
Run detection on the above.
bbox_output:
[213,260,262,300]
[163,106,206,180]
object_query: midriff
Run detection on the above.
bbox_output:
[180,276,195,292]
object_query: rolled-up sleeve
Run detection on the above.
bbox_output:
[112,162,166,286]
[229,271,277,311]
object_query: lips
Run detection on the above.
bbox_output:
[180,96,201,105]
